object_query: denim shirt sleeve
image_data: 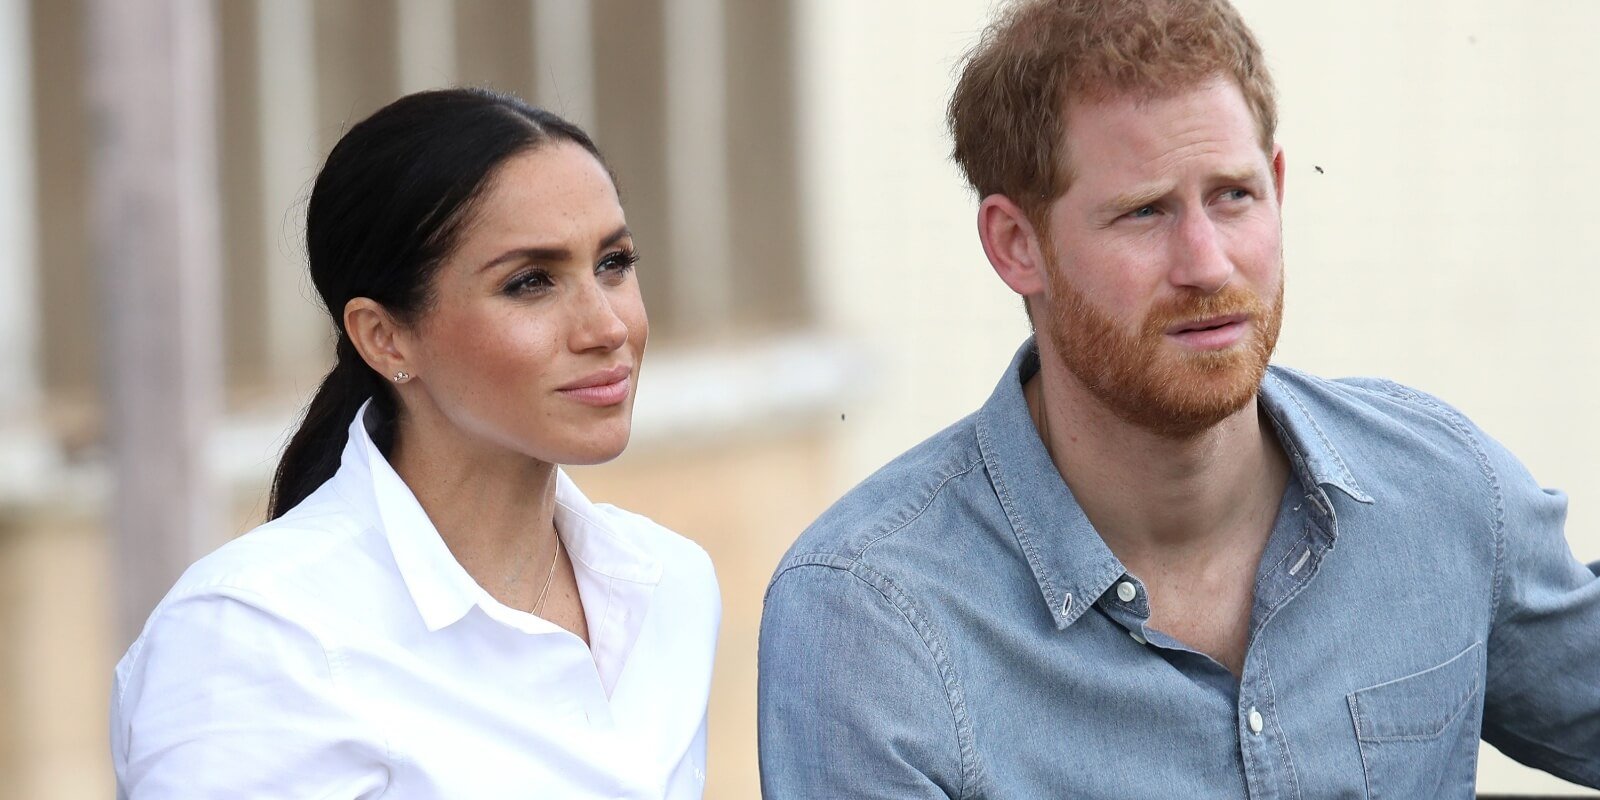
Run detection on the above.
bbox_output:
[759,558,966,799]
[1477,426,1600,786]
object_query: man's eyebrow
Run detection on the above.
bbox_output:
[1099,168,1264,215]
[1100,185,1169,215]
[478,225,632,272]
[1211,167,1263,187]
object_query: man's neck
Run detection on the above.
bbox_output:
[1023,364,1290,568]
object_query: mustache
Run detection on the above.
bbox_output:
[1141,284,1270,333]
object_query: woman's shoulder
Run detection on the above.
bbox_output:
[593,502,714,571]
[584,501,723,639]
[158,484,383,621]
[571,490,691,546]
[556,475,718,598]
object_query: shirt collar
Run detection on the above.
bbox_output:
[331,401,480,631]
[975,338,1373,630]
[553,469,663,588]
[330,401,661,634]
[1256,368,1374,506]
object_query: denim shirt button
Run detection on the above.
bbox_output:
[1247,707,1264,735]
[1116,581,1138,602]
[1129,629,1147,645]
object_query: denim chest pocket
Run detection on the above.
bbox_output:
[1347,641,1484,800]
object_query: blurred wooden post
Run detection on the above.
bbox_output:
[396,0,456,94]
[664,0,734,333]
[254,0,325,383]
[87,0,223,647]
[0,0,38,421]
[532,0,596,133]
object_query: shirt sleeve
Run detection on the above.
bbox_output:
[1479,434,1600,788]
[111,589,390,798]
[758,561,965,799]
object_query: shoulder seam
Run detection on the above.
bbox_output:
[854,455,985,560]
[770,454,986,583]
[1357,379,1507,621]
[177,583,401,769]
[769,560,978,799]
[166,583,341,676]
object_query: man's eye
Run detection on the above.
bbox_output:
[1128,205,1158,219]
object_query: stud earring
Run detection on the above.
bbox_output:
[392,371,410,383]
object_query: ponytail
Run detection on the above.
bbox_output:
[267,337,396,519]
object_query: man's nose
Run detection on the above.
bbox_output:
[1167,212,1234,293]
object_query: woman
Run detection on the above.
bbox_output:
[109,89,720,798]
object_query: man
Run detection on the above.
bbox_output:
[757,0,1600,796]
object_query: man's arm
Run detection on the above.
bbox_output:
[1479,434,1600,787]
[758,559,967,799]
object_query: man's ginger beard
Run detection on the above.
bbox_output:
[1041,244,1283,440]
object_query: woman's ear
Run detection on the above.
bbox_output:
[977,194,1051,299]
[343,298,415,383]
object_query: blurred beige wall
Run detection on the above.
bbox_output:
[2,0,1598,798]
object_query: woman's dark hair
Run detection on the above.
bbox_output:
[268,88,607,519]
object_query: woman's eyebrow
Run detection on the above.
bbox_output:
[479,225,632,272]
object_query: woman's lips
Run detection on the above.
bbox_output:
[557,366,632,407]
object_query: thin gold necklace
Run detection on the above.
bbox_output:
[532,534,562,616]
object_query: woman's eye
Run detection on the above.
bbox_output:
[598,248,640,276]
[504,270,553,295]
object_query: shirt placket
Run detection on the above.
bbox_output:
[1237,659,1291,800]
[1237,485,1337,800]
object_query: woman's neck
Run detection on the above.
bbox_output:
[388,405,562,612]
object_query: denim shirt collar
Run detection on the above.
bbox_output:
[975,338,1375,630]
[1257,368,1374,506]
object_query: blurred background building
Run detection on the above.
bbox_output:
[1,0,1596,796]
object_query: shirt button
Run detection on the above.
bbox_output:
[1116,581,1138,602]
[1129,629,1147,645]
[1247,707,1264,735]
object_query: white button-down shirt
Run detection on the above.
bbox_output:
[111,404,721,798]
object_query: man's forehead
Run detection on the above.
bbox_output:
[1063,76,1249,133]
[1064,71,1240,110]
[1057,79,1265,174]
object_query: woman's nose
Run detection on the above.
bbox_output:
[569,283,629,352]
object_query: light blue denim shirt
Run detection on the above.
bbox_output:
[758,338,1600,799]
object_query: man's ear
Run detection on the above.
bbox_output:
[977,194,1050,298]
[343,298,415,382]
[1271,144,1286,207]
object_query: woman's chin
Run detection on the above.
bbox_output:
[552,429,632,467]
